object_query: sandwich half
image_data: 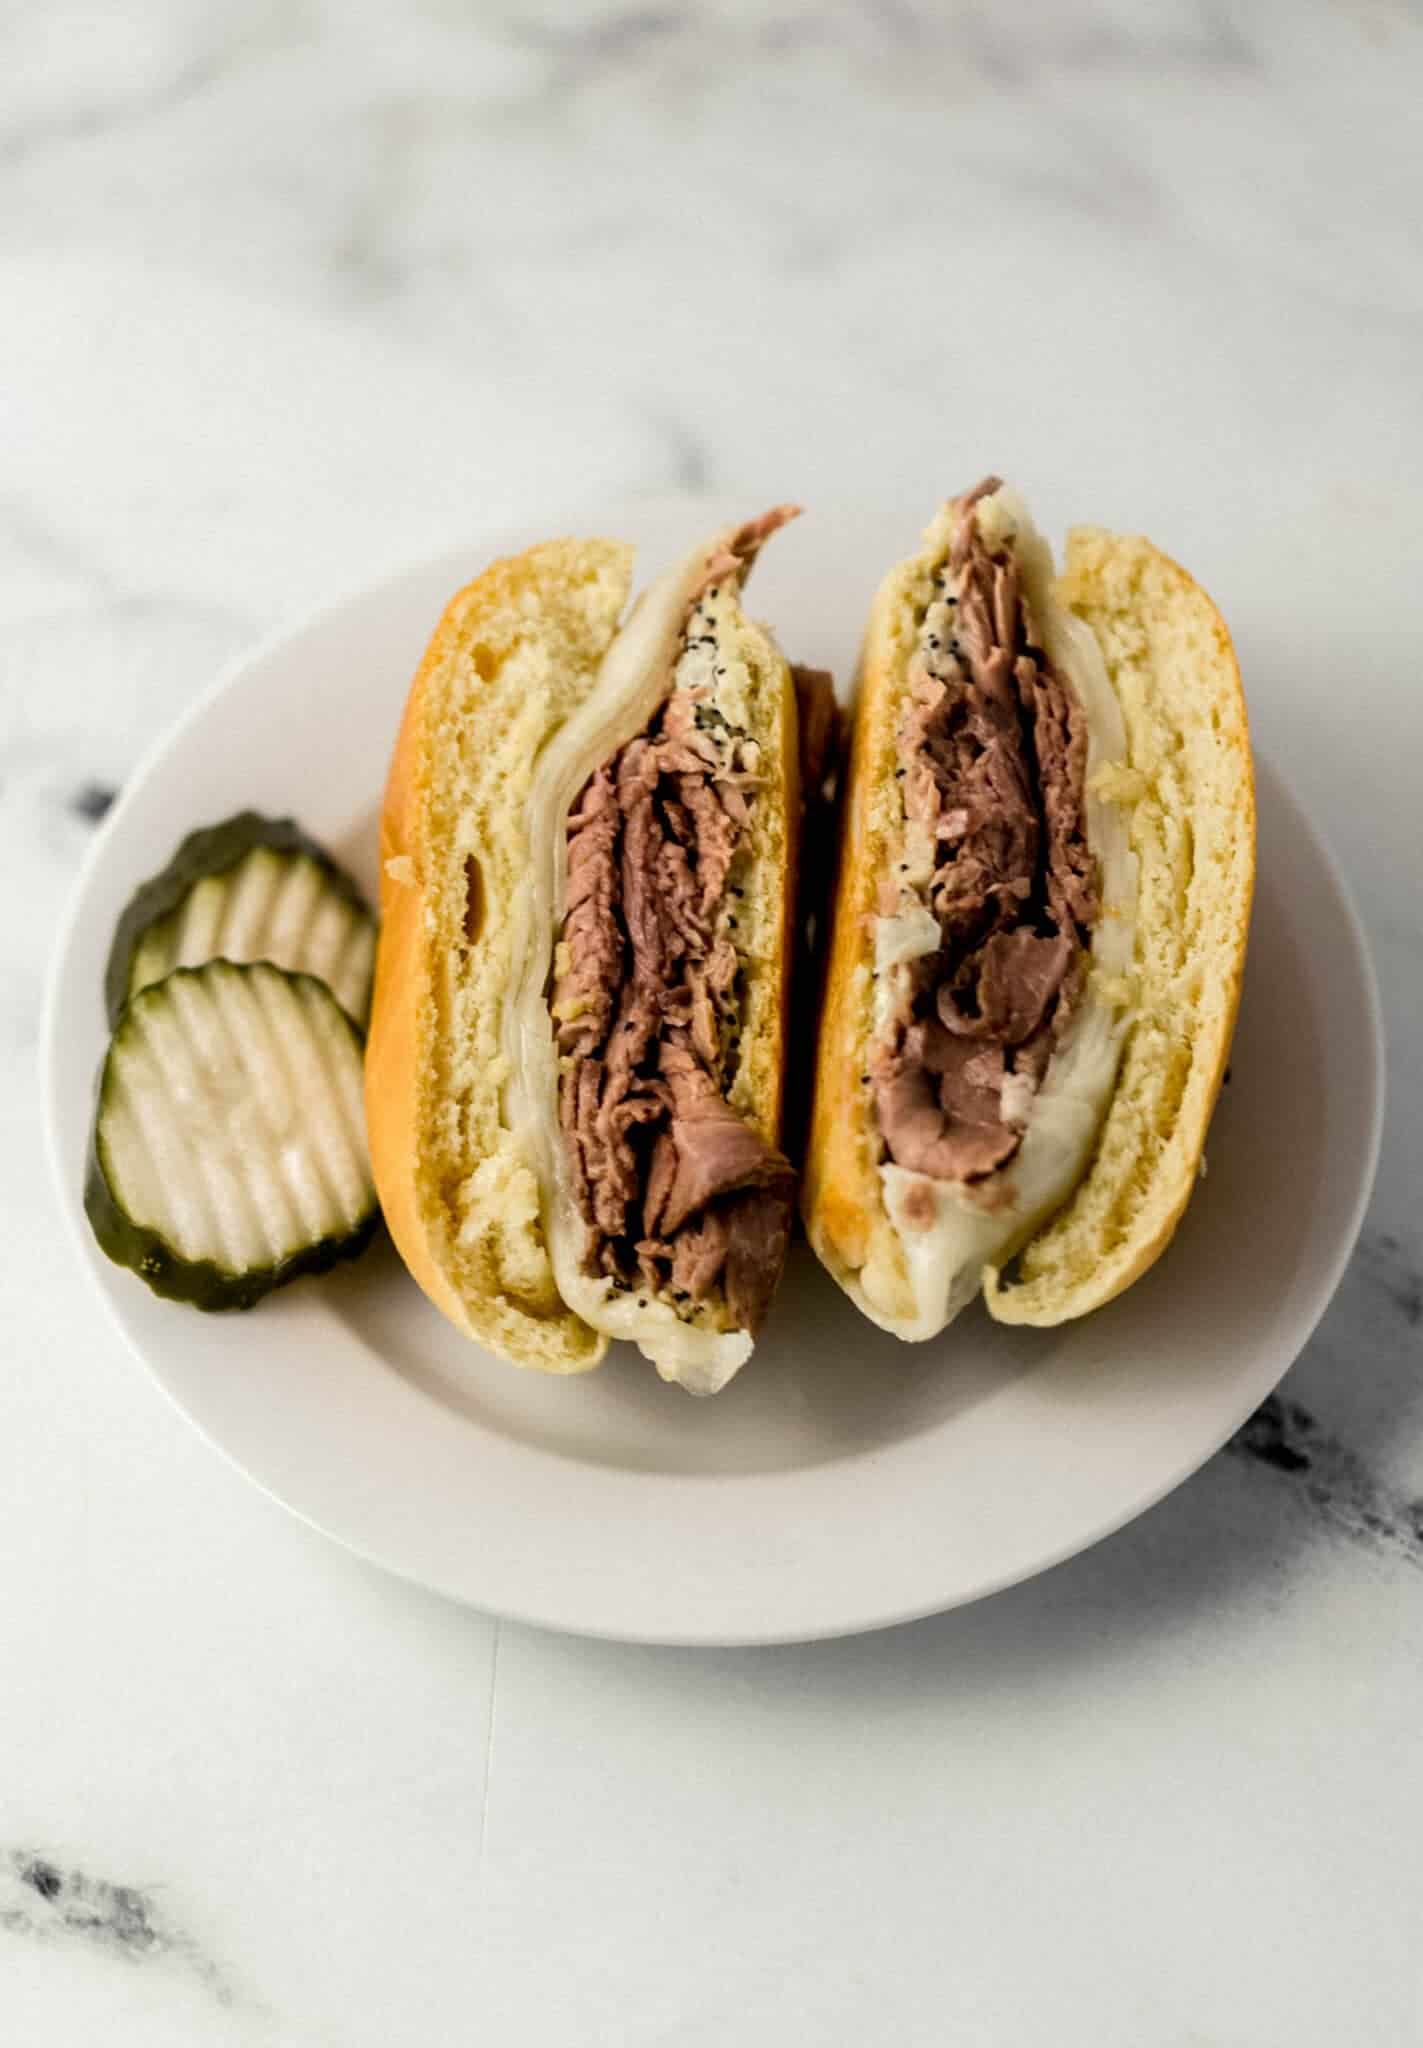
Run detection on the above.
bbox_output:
[803,478,1254,1339]
[366,512,809,1394]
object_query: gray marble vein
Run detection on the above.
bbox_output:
[68,781,119,824]
[1230,1393,1423,1568]
[0,1850,236,2005]
[0,6,301,169]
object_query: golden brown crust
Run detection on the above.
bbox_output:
[365,582,481,1341]
[800,639,885,1276]
[800,546,931,1316]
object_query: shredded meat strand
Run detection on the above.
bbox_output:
[873,482,1098,1183]
[551,559,796,1334]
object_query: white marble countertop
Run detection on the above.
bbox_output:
[4,3,1421,2041]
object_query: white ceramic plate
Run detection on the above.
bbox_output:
[43,494,1383,1645]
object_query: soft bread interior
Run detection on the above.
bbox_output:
[691,599,795,1144]
[366,539,633,1374]
[505,532,798,1394]
[983,529,1253,1322]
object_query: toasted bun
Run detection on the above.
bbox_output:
[800,519,935,1316]
[803,516,1254,1331]
[983,529,1253,1322]
[365,539,633,1374]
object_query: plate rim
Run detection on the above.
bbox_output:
[41,515,1386,1646]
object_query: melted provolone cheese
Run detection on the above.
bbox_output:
[501,531,759,1395]
[856,487,1139,1341]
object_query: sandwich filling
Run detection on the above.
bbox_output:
[871,478,1097,1181]
[546,516,799,1351]
[858,481,1138,1337]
